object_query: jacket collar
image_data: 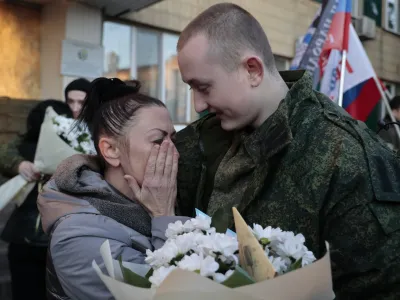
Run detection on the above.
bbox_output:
[243,70,313,163]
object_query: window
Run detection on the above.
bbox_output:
[384,0,400,33]
[364,0,382,26]
[102,22,195,125]
[163,34,189,123]
[380,80,400,119]
[274,55,289,71]
[384,81,396,98]
[313,1,382,26]
[136,29,159,98]
[102,22,132,80]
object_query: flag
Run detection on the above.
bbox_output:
[319,0,352,76]
[290,0,339,74]
[319,49,342,102]
[341,25,381,121]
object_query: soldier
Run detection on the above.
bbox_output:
[175,3,400,299]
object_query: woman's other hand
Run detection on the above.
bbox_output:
[18,161,40,182]
[125,140,179,217]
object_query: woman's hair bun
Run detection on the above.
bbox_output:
[77,77,142,130]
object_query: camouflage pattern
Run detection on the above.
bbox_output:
[176,70,400,299]
[0,136,25,177]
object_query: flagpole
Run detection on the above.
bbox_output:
[372,76,400,140]
[337,50,347,107]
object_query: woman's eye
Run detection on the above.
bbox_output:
[153,139,163,145]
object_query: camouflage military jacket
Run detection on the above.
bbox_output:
[176,70,400,299]
[0,136,25,177]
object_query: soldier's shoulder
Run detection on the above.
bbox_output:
[176,114,223,147]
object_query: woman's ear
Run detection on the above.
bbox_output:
[98,137,121,167]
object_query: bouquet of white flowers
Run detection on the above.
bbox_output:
[52,114,96,155]
[0,106,95,211]
[93,208,334,300]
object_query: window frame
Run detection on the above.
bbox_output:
[380,80,397,118]
[102,20,192,126]
[274,55,290,71]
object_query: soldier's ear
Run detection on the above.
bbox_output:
[243,56,264,88]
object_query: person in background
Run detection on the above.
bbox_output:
[378,95,400,150]
[0,78,90,300]
[175,3,400,299]
[38,79,185,300]
[65,78,91,119]
[0,78,90,182]
[0,100,73,300]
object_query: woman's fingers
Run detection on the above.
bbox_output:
[171,147,179,183]
[124,175,141,200]
[164,142,174,177]
[144,145,159,180]
[155,141,168,178]
[21,170,31,181]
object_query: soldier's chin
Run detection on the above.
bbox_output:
[220,119,237,131]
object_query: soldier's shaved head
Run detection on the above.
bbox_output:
[177,3,276,72]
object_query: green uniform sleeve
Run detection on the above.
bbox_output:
[0,136,25,177]
[322,135,400,299]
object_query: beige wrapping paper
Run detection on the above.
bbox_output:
[0,175,35,211]
[34,106,79,175]
[93,240,335,300]
[0,107,79,211]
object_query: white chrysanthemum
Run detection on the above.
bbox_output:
[250,224,316,274]
[269,256,290,274]
[80,140,96,154]
[145,242,180,268]
[173,232,203,254]
[199,233,238,266]
[251,224,283,242]
[149,265,176,287]
[190,215,211,231]
[177,253,219,277]
[52,116,95,154]
[300,249,316,266]
[146,232,204,268]
[275,237,306,260]
[213,269,234,283]
[165,216,212,239]
[165,220,184,239]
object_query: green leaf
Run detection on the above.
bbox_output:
[287,258,302,272]
[221,266,255,288]
[169,253,185,266]
[145,268,153,280]
[118,256,151,288]
[259,238,270,248]
[77,132,89,143]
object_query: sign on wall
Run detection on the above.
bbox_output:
[385,0,398,32]
[61,39,104,79]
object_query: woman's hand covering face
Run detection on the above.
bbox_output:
[125,140,179,217]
